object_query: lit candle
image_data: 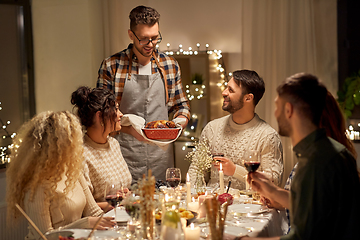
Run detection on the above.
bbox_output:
[186,173,191,205]
[187,197,199,212]
[219,163,224,194]
[184,223,200,240]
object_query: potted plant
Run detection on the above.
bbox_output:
[337,70,360,119]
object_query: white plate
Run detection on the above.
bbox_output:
[228,204,268,214]
[202,226,249,237]
[103,207,131,223]
[235,221,267,232]
[70,229,123,239]
[45,230,74,240]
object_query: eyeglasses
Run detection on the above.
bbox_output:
[131,30,162,46]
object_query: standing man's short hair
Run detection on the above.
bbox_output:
[276,72,327,126]
[232,70,265,106]
[129,5,160,30]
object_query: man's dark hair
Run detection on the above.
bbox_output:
[129,5,160,31]
[276,73,327,126]
[232,70,265,106]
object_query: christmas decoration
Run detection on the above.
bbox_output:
[0,101,16,167]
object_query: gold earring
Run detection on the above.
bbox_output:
[101,122,104,127]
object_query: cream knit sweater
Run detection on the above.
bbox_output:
[83,135,132,202]
[189,114,284,190]
[24,174,103,240]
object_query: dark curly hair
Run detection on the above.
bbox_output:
[71,86,117,132]
[129,5,160,31]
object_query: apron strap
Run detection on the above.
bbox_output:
[127,49,169,104]
[128,50,134,80]
[152,52,169,104]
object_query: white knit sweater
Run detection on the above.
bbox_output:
[83,135,132,202]
[188,114,283,190]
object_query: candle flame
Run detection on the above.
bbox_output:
[220,163,223,171]
[187,173,190,182]
[190,223,195,229]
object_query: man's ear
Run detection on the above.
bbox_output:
[284,102,293,119]
[244,93,254,103]
[128,29,134,41]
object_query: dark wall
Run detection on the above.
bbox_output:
[338,0,360,87]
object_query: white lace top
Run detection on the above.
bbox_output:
[188,114,284,190]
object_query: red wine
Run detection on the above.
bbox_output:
[244,161,260,172]
[125,204,140,218]
[166,178,181,188]
[105,195,122,207]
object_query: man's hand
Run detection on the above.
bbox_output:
[248,172,277,200]
[173,116,188,128]
[212,157,236,176]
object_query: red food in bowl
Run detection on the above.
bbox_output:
[218,193,233,205]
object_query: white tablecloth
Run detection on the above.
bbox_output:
[47,202,287,239]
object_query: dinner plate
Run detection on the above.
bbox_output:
[104,207,131,223]
[201,226,249,238]
[228,204,268,214]
[45,230,74,240]
[235,221,267,232]
[69,229,123,239]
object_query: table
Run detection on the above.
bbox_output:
[49,197,287,239]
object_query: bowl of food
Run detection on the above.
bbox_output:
[142,120,181,140]
[155,207,198,226]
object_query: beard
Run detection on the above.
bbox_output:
[277,110,291,137]
[134,42,155,58]
[222,96,244,114]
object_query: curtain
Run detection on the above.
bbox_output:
[100,0,337,186]
[240,0,337,186]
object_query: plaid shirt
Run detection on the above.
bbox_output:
[97,44,190,120]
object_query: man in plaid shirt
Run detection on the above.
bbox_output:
[97,5,190,183]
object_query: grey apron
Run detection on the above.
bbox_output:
[116,62,174,184]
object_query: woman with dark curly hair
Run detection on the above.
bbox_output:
[71,86,132,211]
[6,111,115,240]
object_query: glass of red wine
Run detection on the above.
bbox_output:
[243,150,261,192]
[104,183,123,228]
[166,168,181,189]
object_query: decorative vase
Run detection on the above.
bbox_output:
[194,172,207,195]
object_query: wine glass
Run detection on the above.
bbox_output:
[123,192,141,233]
[243,150,261,194]
[104,182,123,228]
[166,168,181,189]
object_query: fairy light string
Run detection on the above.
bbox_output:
[0,101,16,166]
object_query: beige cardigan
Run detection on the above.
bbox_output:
[24,174,103,240]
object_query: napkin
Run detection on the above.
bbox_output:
[121,114,183,151]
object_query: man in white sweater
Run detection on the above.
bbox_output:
[189,70,283,190]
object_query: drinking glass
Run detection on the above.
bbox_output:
[243,150,261,194]
[104,182,123,228]
[166,168,181,188]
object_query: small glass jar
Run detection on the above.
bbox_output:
[160,189,184,240]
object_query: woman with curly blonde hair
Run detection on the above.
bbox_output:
[6,111,115,240]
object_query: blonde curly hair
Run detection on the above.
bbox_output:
[6,111,84,223]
